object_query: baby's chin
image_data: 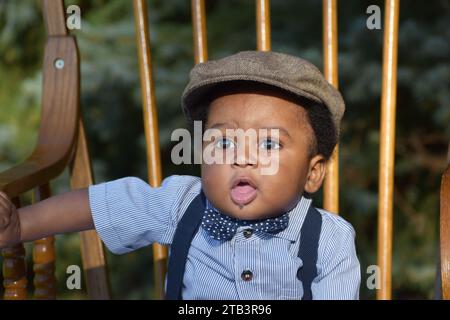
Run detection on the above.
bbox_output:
[221,199,285,221]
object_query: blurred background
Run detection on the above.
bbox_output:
[0,0,449,299]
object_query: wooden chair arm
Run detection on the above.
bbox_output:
[0,0,110,301]
[0,1,78,198]
[0,148,75,198]
[0,35,79,198]
[441,164,450,299]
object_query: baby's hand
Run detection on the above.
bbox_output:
[0,191,21,249]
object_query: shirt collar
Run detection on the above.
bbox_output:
[204,195,312,242]
[272,196,312,242]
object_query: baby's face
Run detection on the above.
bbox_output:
[201,88,327,220]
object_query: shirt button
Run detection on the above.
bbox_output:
[241,270,253,281]
[243,228,253,238]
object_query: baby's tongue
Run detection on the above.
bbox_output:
[230,184,257,206]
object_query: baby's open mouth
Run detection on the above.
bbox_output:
[230,178,258,206]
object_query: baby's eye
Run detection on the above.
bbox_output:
[215,137,236,150]
[260,138,281,150]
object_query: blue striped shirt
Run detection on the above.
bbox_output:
[88,175,360,300]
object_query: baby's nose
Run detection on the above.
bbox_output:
[233,140,258,167]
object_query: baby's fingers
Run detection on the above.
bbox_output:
[0,192,13,230]
[0,191,9,205]
[0,191,14,208]
[0,192,13,210]
[0,198,11,215]
[0,213,9,231]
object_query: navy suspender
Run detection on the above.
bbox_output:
[165,191,206,300]
[165,191,322,300]
[297,202,322,300]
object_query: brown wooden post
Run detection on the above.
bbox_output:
[440,165,450,299]
[377,0,400,300]
[2,198,27,300]
[69,118,111,299]
[192,0,208,63]
[32,183,56,299]
[133,0,166,300]
[256,0,271,51]
[322,0,340,214]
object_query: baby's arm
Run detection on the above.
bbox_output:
[0,189,93,248]
[1,175,201,253]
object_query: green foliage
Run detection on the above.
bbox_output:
[0,0,448,299]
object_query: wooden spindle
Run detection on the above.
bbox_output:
[256,0,271,51]
[322,0,340,214]
[33,237,56,299]
[133,0,166,300]
[32,183,56,299]
[191,0,208,63]
[70,117,111,299]
[377,0,400,300]
[2,197,27,300]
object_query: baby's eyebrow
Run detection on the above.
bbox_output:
[259,127,292,140]
[206,122,237,130]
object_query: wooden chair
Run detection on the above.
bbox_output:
[0,0,448,300]
[0,0,109,299]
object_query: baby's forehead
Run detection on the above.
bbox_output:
[206,85,309,120]
[205,92,312,137]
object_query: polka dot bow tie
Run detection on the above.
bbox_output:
[201,208,289,241]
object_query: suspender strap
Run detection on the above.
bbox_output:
[297,205,322,300]
[166,192,322,300]
[165,191,205,300]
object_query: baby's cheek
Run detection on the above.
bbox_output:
[201,164,229,196]
[257,152,281,176]
[261,175,303,211]
[201,165,215,190]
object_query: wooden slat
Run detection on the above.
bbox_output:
[256,0,271,51]
[32,183,56,299]
[69,118,111,299]
[192,0,208,63]
[377,0,400,300]
[322,0,340,214]
[441,164,450,299]
[133,0,166,300]
[2,198,28,300]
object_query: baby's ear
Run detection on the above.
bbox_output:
[304,155,327,194]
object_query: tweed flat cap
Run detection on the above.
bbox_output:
[182,50,345,134]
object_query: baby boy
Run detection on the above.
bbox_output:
[0,51,360,300]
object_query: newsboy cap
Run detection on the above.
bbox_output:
[182,50,345,134]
